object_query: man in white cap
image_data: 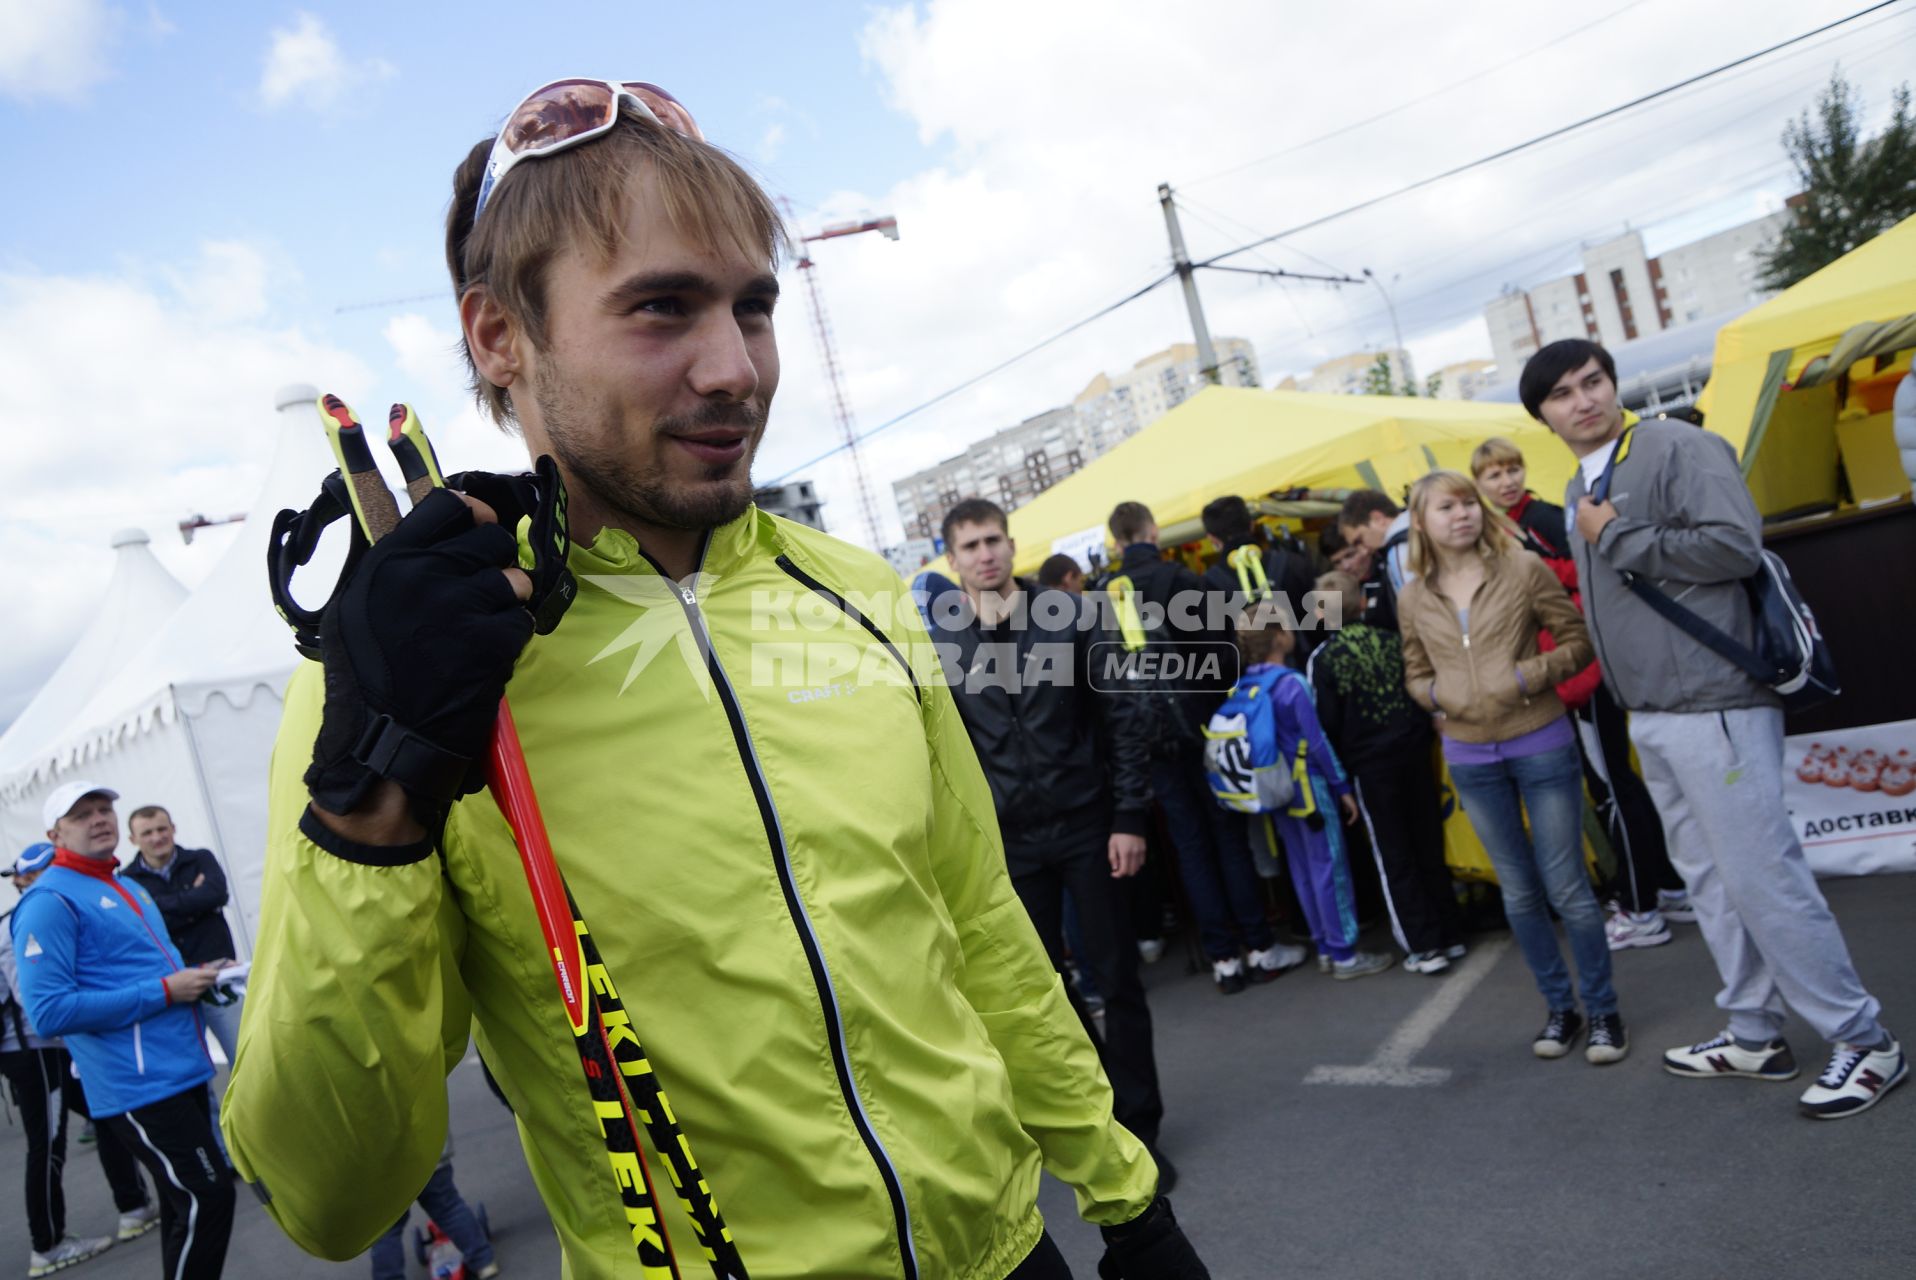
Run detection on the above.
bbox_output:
[11,782,236,1280]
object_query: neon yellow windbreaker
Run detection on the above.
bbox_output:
[224,508,1154,1280]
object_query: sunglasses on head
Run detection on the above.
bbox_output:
[473,78,703,224]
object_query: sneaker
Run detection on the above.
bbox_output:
[1656,889,1698,923]
[1798,1038,1908,1120]
[1137,937,1166,965]
[1442,942,1468,960]
[117,1201,159,1241]
[28,1235,113,1276]
[475,1266,502,1280]
[76,1121,96,1147]
[1246,942,1308,982]
[1402,950,1451,975]
[1314,952,1333,974]
[1212,957,1246,995]
[1662,1031,1799,1081]
[1533,1009,1585,1059]
[1604,908,1671,951]
[1331,951,1393,981]
[1585,1013,1629,1065]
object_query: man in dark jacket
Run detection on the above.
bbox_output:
[1529,337,1903,1121]
[120,807,242,1066]
[1103,501,1303,994]
[1199,495,1317,661]
[932,497,1176,1184]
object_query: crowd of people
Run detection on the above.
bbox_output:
[6,75,1901,1280]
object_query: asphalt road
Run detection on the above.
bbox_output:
[6,873,1912,1279]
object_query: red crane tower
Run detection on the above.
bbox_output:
[781,200,899,550]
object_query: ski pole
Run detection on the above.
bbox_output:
[315,395,746,1279]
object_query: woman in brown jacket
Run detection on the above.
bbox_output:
[1398,470,1627,1066]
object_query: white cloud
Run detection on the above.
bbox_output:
[0,247,376,718]
[258,11,393,111]
[740,0,1914,550]
[759,121,787,163]
[0,0,118,102]
[380,312,528,477]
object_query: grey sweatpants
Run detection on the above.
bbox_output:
[1629,705,1885,1046]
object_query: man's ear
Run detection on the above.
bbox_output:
[461,285,523,390]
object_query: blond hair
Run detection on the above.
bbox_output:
[1469,436,1526,478]
[447,106,786,427]
[1406,469,1515,579]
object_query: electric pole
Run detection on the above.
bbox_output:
[1158,183,1220,385]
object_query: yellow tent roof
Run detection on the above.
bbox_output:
[1000,386,1565,573]
[1699,214,1916,458]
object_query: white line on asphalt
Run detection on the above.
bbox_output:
[1304,937,1512,1087]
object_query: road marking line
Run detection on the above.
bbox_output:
[1304,937,1511,1087]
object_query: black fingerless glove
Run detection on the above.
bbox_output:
[1097,1197,1212,1280]
[305,488,535,816]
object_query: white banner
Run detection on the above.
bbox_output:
[1049,524,1111,573]
[1785,717,1916,877]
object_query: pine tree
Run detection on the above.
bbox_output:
[1758,73,1916,291]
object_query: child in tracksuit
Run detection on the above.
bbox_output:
[1233,611,1394,980]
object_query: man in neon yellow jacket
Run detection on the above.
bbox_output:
[223,80,1208,1280]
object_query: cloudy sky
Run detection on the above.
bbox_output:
[3,0,1912,725]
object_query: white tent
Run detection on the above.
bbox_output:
[0,384,343,953]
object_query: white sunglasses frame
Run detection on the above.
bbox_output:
[473,79,696,223]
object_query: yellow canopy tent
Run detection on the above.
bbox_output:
[1697,214,1916,516]
[998,385,1565,573]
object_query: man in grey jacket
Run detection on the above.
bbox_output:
[1523,338,1903,1121]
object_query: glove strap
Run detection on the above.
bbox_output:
[353,715,474,804]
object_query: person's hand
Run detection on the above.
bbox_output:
[305,487,536,822]
[1576,496,1619,544]
[191,873,205,888]
[1097,1196,1211,1279]
[1108,833,1147,878]
[1339,794,1360,827]
[162,961,227,1004]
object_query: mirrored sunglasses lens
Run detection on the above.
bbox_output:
[502,79,618,154]
[621,81,703,140]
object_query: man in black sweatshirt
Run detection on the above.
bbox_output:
[1306,571,1464,974]
[1198,495,1318,661]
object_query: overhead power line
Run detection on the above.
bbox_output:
[1192,0,1906,269]
[762,270,1175,485]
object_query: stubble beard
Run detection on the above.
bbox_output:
[535,379,767,533]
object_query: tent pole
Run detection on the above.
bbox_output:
[176,687,253,959]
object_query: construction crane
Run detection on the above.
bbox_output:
[781,200,899,550]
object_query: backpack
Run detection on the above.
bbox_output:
[1104,571,1201,755]
[1202,672,1309,814]
[1617,551,1840,712]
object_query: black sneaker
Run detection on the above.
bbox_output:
[1212,958,1246,995]
[1585,1013,1629,1065]
[1533,1009,1584,1059]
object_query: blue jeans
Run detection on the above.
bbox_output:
[368,1163,493,1279]
[1450,742,1617,1017]
[1149,753,1274,960]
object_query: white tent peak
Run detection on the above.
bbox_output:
[275,382,319,413]
[0,528,188,780]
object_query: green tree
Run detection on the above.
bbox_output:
[1362,352,1421,397]
[1758,72,1916,291]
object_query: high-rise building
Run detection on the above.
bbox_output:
[1483,211,1788,377]
[1276,348,1416,397]
[754,480,824,530]
[892,338,1260,542]
[1429,359,1499,401]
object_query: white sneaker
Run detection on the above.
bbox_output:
[1331,950,1394,981]
[1246,942,1308,982]
[1799,1038,1908,1119]
[1137,937,1166,965]
[475,1265,502,1279]
[117,1201,159,1241]
[28,1234,113,1276]
[1443,942,1468,960]
[1663,1031,1799,1081]
[1656,889,1698,923]
[1604,908,1671,950]
[1402,950,1451,975]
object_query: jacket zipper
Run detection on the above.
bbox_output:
[646,540,921,1279]
[774,555,921,703]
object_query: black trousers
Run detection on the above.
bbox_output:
[1,1047,70,1253]
[1575,683,1684,912]
[1006,1231,1075,1278]
[104,1086,235,1280]
[1007,830,1165,1148]
[1351,742,1464,955]
[66,1063,151,1213]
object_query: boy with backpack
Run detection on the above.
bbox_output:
[1205,606,1393,980]
[1305,572,1466,975]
